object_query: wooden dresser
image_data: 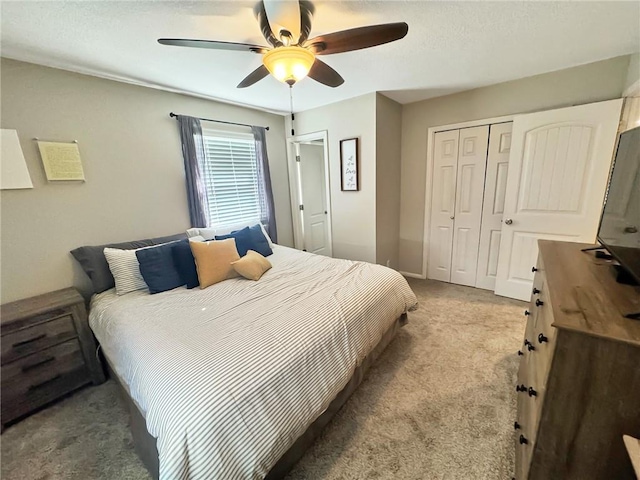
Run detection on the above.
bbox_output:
[1,288,105,428]
[515,240,640,479]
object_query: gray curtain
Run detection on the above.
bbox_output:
[176,115,209,228]
[251,126,278,243]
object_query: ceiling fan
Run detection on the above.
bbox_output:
[158,0,408,89]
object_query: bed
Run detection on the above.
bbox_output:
[89,245,418,479]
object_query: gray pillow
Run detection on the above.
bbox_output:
[71,233,187,294]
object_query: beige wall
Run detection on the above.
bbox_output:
[0,58,292,303]
[399,55,631,275]
[375,93,402,269]
[289,93,377,263]
[624,52,640,95]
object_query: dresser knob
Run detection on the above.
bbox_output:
[535,299,544,307]
[519,434,529,445]
[517,350,523,356]
[527,343,536,352]
[538,333,548,344]
[514,421,521,430]
[532,287,540,294]
[516,384,526,392]
[524,310,531,316]
[532,266,538,273]
[528,387,537,397]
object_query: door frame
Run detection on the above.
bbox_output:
[286,130,333,255]
[405,114,515,280]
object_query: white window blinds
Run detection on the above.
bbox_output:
[201,130,262,229]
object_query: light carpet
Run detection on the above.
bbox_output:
[1,279,525,479]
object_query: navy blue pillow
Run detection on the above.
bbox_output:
[215,226,254,257]
[136,242,184,294]
[172,239,200,289]
[245,224,273,257]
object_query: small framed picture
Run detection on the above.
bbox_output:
[340,137,359,191]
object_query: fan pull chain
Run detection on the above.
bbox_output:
[289,85,295,136]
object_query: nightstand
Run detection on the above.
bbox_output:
[1,287,105,428]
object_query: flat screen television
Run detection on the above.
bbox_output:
[597,125,640,284]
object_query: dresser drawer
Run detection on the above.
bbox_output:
[1,339,90,422]
[1,314,77,365]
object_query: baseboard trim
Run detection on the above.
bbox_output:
[400,271,426,279]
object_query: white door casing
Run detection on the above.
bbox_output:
[450,125,490,286]
[494,99,624,301]
[299,143,330,256]
[476,122,513,290]
[286,131,333,257]
[428,129,459,282]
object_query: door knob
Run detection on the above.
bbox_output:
[504,219,513,225]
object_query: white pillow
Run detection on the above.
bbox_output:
[104,247,148,295]
[186,224,274,246]
[186,228,200,238]
[186,227,217,239]
[259,224,275,247]
[188,235,205,242]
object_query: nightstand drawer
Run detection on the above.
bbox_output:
[1,339,89,421]
[1,314,77,365]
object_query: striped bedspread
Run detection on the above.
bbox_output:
[89,246,417,479]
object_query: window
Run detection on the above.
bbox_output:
[201,129,263,229]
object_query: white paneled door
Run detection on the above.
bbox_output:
[428,130,459,282]
[476,122,513,290]
[450,126,490,286]
[299,143,331,256]
[494,99,624,301]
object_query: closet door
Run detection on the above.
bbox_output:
[475,122,513,290]
[495,99,623,301]
[450,126,490,286]
[428,130,459,282]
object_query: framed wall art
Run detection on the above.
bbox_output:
[340,137,359,191]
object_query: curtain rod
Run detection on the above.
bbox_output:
[169,112,269,131]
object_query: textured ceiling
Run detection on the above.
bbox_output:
[1,1,639,114]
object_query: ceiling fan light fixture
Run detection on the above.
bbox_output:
[262,46,315,85]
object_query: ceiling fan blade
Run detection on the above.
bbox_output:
[298,1,314,45]
[254,3,281,47]
[263,0,301,43]
[237,65,270,88]
[158,38,268,54]
[305,22,408,55]
[307,59,344,88]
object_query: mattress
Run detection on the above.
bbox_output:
[89,245,418,479]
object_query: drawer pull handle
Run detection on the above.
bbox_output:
[517,350,523,356]
[527,343,536,352]
[519,434,529,445]
[13,333,46,348]
[538,333,548,344]
[528,387,537,397]
[532,267,538,273]
[532,287,540,294]
[535,299,544,307]
[516,384,526,392]
[524,310,531,316]
[514,421,521,430]
[22,356,55,372]
[28,374,62,391]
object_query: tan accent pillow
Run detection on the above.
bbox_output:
[231,250,272,281]
[190,238,240,288]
